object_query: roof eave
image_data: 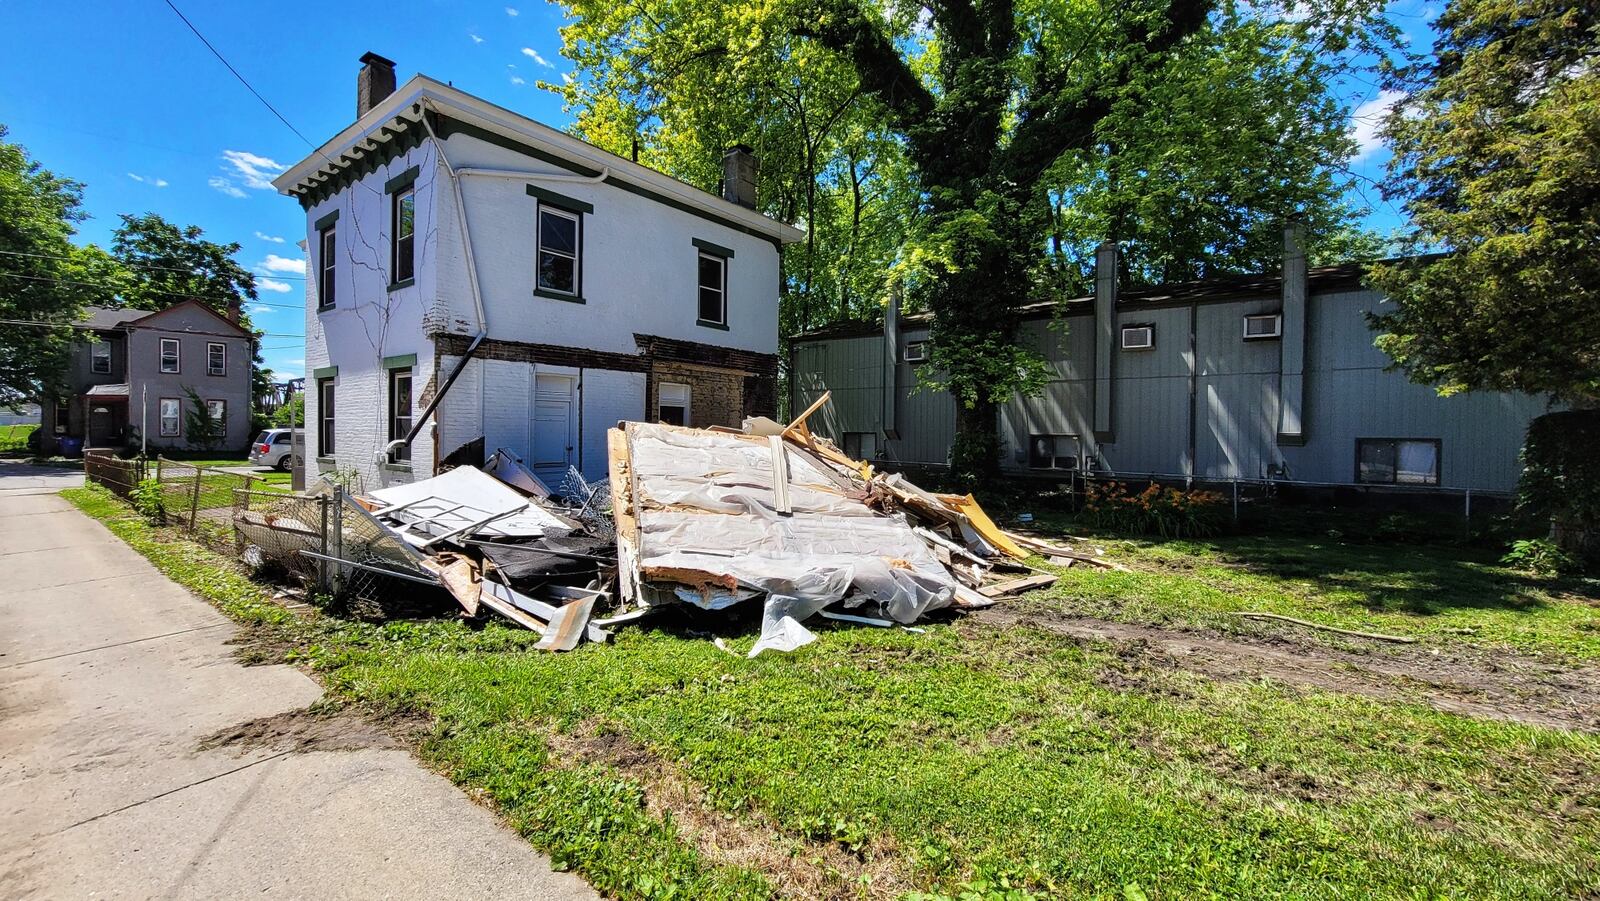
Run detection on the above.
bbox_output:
[273,76,804,245]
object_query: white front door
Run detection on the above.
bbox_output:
[531,373,576,487]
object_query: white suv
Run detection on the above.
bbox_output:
[248,428,304,471]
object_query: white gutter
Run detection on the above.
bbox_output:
[455,166,610,186]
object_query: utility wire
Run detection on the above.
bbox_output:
[0,272,304,309]
[161,0,320,152]
[0,318,303,339]
[0,249,307,280]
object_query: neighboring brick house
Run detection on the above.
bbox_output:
[272,53,802,489]
[41,300,254,454]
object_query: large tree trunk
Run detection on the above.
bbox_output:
[949,395,1001,487]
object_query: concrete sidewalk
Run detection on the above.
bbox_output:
[0,487,596,900]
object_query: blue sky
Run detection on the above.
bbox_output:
[0,1,1432,381]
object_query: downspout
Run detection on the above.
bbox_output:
[386,103,490,460]
[386,110,612,461]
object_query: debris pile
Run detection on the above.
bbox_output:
[235,393,1115,654]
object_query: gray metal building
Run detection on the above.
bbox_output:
[790,232,1551,494]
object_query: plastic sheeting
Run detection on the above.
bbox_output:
[625,423,956,624]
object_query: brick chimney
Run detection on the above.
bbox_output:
[721,145,758,209]
[226,296,242,324]
[357,52,397,118]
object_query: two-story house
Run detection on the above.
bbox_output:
[41,300,255,454]
[272,54,803,489]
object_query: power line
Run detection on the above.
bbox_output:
[0,272,303,308]
[0,248,306,280]
[0,317,298,338]
[161,0,321,152]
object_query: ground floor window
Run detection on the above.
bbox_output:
[658,382,690,426]
[388,367,412,463]
[1357,438,1440,485]
[318,378,336,455]
[842,432,878,461]
[1028,434,1080,470]
[54,398,69,434]
[159,398,180,437]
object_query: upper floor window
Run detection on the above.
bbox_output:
[91,339,111,374]
[318,223,338,309]
[537,206,581,296]
[207,342,226,376]
[391,185,415,286]
[159,338,180,373]
[697,253,727,326]
[904,340,930,363]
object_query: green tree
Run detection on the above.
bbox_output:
[1368,0,1600,404]
[796,0,1391,479]
[111,213,269,404]
[555,0,920,337]
[0,126,112,407]
[182,386,225,452]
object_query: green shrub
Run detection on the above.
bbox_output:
[1519,410,1600,564]
[1501,538,1580,576]
[129,477,166,522]
[1080,481,1226,538]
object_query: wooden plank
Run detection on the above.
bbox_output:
[978,573,1058,598]
[951,583,998,609]
[768,435,792,515]
[422,553,482,617]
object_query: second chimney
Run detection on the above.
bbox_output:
[721,145,759,209]
[357,52,397,118]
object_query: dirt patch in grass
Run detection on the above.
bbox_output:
[972,609,1600,733]
[548,722,916,901]
[200,706,416,754]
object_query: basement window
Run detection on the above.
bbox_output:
[1243,313,1282,340]
[658,382,690,426]
[1357,438,1440,486]
[843,432,878,461]
[1120,324,1154,350]
[904,340,930,363]
[1028,434,1080,471]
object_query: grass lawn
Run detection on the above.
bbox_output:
[62,484,1600,899]
[0,423,37,453]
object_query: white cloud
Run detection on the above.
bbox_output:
[257,254,307,275]
[209,176,247,198]
[560,71,574,85]
[505,6,519,15]
[254,231,285,243]
[1349,90,1403,161]
[470,33,484,44]
[510,76,527,86]
[127,173,169,187]
[521,47,552,67]
[248,304,277,315]
[258,279,293,293]
[220,149,287,190]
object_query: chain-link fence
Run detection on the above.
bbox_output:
[83,450,145,499]
[148,457,269,550]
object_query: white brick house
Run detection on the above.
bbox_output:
[273,54,802,489]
